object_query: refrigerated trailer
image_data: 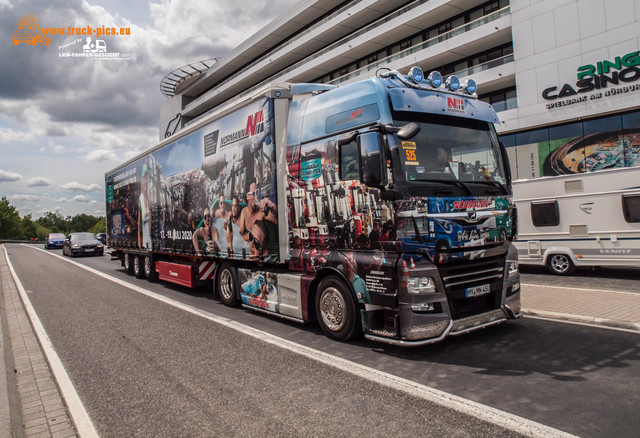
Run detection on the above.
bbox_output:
[106,67,521,346]
[513,166,640,275]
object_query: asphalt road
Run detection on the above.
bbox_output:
[6,244,640,437]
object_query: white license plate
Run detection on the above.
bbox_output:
[85,248,95,252]
[465,284,491,298]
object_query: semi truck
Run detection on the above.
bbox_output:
[105,66,521,346]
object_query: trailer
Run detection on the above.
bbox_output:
[106,66,521,346]
[513,166,640,274]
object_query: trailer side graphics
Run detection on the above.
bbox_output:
[106,97,278,262]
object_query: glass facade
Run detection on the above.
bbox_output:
[501,110,640,180]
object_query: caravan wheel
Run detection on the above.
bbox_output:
[547,254,575,275]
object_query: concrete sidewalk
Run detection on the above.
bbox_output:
[0,246,78,438]
[0,243,638,437]
[521,282,640,332]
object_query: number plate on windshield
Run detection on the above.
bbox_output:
[465,284,490,298]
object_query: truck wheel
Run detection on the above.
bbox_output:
[133,255,145,278]
[123,253,133,275]
[217,263,239,307]
[315,277,361,342]
[144,256,158,282]
[547,254,575,275]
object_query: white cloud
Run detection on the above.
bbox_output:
[0,127,35,143]
[0,169,22,182]
[0,0,300,217]
[84,149,118,162]
[73,195,92,202]
[24,177,55,187]
[59,182,102,192]
[8,194,40,201]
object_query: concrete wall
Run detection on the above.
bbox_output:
[501,0,640,133]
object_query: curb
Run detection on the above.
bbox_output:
[522,308,640,332]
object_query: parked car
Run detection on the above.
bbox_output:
[44,233,66,249]
[63,232,104,257]
[95,233,107,244]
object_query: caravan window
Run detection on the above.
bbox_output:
[622,194,640,223]
[531,201,559,227]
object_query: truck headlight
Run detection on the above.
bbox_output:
[407,277,436,294]
[508,261,519,278]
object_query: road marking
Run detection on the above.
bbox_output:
[522,282,639,297]
[4,246,99,438]
[525,313,640,333]
[22,245,576,438]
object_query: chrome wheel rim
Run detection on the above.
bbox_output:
[133,256,140,273]
[124,255,130,270]
[144,257,151,276]
[319,287,346,331]
[219,269,234,300]
[551,255,569,273]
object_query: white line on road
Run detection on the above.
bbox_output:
[521,283,639,297]
[20,245,577,438]
[4,246,99,438]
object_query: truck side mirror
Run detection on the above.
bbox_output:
[358,131,384,188]
[396,122,420,140]
[499,141,512,186]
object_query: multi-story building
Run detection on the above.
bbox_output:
[159,0,640,180]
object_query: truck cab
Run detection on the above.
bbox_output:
[285,67,521,345]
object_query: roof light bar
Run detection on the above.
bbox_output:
[463,79,477,94]
[445,75,460,91]
[408,67,424,84]
[426,71,442,88]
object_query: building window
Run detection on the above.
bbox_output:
[438,23,451,35]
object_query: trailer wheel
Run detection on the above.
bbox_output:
[547,253,575,275]
[217,263,239,307]
[144,256,158,282]
[123,253,133,275]
[133,255,145,278]
[315,276,361,342]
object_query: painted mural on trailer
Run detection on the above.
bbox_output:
[106,97,279,262]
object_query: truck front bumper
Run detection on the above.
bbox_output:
[363,298,521,347]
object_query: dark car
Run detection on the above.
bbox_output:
[63,232,104,257]
[44,233,66,249]
[95,233,107,244]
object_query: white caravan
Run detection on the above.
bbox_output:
[512,166,640,274]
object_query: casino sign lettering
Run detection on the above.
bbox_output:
[542,51,640,109]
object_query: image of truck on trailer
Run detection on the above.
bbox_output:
[106,66,521,346]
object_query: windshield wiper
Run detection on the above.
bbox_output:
[468,180,508,194]
[410,178,472,195]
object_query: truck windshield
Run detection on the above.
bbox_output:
[393,112,507,196]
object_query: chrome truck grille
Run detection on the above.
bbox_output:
[439,257,505,320]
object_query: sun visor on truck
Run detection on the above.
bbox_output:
[388,88,500,124]
[288,79,391,145]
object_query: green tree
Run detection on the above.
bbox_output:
[69,213,100,233]
[0,197,25,240]
[35,223,53,241]
[22,214,38,240]
[89,218,106,235]
[36,211,67,234]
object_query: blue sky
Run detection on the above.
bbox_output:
[0,0,299,217]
